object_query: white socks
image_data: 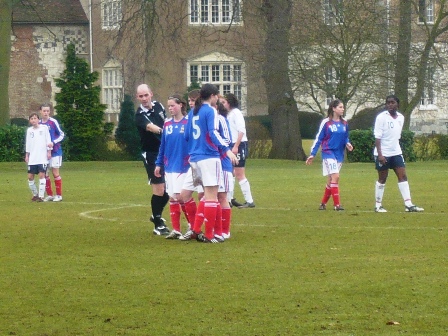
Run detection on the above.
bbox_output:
[239,178,254,203]
[398,181,413,207]
[375,181,385,208]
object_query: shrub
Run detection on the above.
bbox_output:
[347,129,416,163]
[348,106,383,130]
[0,125,26,162]
[436,134,448,159]
[115,95,141,160]
[55,44,108,161]
[248,140,272,159]
[10,118,29,127]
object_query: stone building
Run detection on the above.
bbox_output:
[10,0,89,120]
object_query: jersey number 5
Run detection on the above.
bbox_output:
[192,116,201,140]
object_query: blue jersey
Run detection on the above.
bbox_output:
[217,115,233,173]
[185,103,230,162]
[310,118,350,162]
[39,117,64,157]
[156,116,190,173]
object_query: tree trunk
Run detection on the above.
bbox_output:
[394,0,412,129]
[0,0,12,125]
[262,0,306,160]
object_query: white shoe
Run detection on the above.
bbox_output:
[44,196,54,202]
[222,233,231,239]
[405,205,424,212]
[53,195,63,202]
[375,206,387,213]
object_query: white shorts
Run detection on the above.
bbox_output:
[165,172,187,198]
[191,158,222,187]
[181,167,204,193]
[48,156,62,169]
[218,171,234,193]
[322,158,342,176]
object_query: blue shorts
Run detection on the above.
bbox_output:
[375,155,405,171]
[28,164,48,175]
[233,141,248,168]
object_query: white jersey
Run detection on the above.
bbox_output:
[26,124,51,165]
[227,107,247,143]
[373,110,404,157]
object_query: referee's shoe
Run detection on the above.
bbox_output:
[150,216,170,235]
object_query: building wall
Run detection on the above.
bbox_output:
[9,24,89,119]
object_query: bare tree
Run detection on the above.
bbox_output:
[289,0,390,116]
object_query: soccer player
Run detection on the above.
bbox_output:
[183,83,238,243]
[135,84,170,235]
[25,113,52,202]
[373,95,424,213]
[222,93,255,208]
[306,99,353,211]
[39,103,65,202]
[154,94,195,239]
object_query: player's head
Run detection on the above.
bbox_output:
[385,95,399,114]
[167,94,187,116]
[327,99,344,119]
[194,84,219,115]
[188,89,200,109]
[39,103,52,120]
[217,95,228,117]
[224,93,239,110]
[29,112,40,126]
[136,84,153,108]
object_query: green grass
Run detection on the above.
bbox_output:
[1,160,447,335]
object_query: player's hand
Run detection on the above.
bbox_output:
[305,155,314,165]
[232,145,238,155]
[227,150,239,166]
[154,166,161,177]
[346,143,353,151]
[378,155,387,165]
[48,142,54,149]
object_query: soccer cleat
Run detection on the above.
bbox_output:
[153,226,170,236]
[238,202,256,208]
[405,205,424,212]
[375,206,387,213]
[179,229,198,241]
[44,196,54,202]
[150,215,166,225]
[334,205,345,211]
[214,234,225,243]
[319,203,326,210]
[35,197,44,202]
[231,198,243,207]
[196,233,220,243]
[165,230,182,240]
[52,195,63,202]
[222,233,231,240]
[31,195,39,202]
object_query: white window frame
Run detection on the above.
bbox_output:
[101,0,122,30]
[187,52,246,113]
[324,66,339,107]
[102,61,123,117]
[418,0,434,24]
[322,0,344,26]
[189,0,242,25]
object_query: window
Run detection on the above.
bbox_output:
[323,0,344,25]
[420,64,436,107]
[101,0,122,30]
[190,0,242,25]
[102,62,123,115]
[324,66,339,106]
[188,53,246,112]
[419,0,434,24]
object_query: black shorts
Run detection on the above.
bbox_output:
[233,141,248,168]
[375,154,405,171]
[28,164,48,175]
[142,151,165,184]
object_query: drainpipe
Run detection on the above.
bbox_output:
[89,0,93,72]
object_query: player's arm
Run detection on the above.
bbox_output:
[373,115,386,164]
[345,123,353,151]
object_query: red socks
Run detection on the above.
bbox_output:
[321,184,331,205]
[330,183,340,206]
[45,176,53,196]
[169,201,181,232]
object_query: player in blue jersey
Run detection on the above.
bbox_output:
[216,97,234,240]
[306,99,353,211]
[154,94,196,239]
[183,84,238,243]
[39,103,65,202]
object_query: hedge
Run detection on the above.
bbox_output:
[0,125,26,162]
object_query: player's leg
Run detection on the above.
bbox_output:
[28,168,39,201]
[37,166,47,200]
[392,157,424,212]
[374,156,389,212]
[52,156,63,201]
[234,142,255,208]
[44,160,54,201]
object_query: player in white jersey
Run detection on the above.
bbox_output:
[25,113,52,202]
[222,93,255,208]
[373,95,424,213]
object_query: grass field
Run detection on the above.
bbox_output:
[1,158,447,335]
